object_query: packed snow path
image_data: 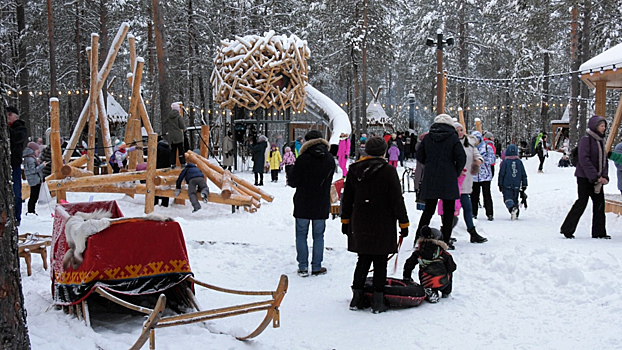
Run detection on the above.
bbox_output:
[20,151,622,349]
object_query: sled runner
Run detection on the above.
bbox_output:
[363,277,426,308]
[50,200,287,348]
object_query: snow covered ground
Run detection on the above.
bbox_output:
[19,151,622,349]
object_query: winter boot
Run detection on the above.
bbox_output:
[372,292,389,314]
[468,227,488,243]
[511,206,519,220]
[349,289,367,310]
[425,288,440,303]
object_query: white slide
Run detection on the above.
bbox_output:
[304,84,352,145]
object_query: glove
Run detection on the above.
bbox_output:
[521,187,527,192]
[499,187,503,192]
[608,151,613,159]
[400,227,408,238]
[341,223,349,235]
[174,189,181,197]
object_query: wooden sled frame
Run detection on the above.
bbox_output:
[63,274,287,349]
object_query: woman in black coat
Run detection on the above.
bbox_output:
[249,135,268,186]
[415,114,466,248]
[341,137,409,313]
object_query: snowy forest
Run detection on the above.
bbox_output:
[1,0,621,147]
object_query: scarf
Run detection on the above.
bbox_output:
[586,129,605,176]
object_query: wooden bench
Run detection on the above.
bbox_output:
[330,203,340,219]
[18,233,52,276]
[605,194,622,215]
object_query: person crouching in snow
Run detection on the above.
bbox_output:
[403,225,456,303]
[498,144,528,220]
[109,139,139,173]
[268,143,282,182]
[174,162,209,213]
[341,136,409,313]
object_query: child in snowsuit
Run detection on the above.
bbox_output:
[282,146,296,186]
[174,163,209,213]
[23,142,47,215]
[268,143,282,182]
[387,142,400,168]
[109,140,139,173]
[498,144,528,220]
[403,225,456,302]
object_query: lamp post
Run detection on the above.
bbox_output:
[426,29,454,115]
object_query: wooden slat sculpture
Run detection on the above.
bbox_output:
[211,31,310,111]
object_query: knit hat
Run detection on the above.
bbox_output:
[258,135,268,143]
[471,131,483,143]
[484,131,493,139]
[285,146,291,152]
[27,142,39,151]
[171,102,181,111]
[271,143,277,148]
[365,136,387,157]
[305,130,323,141]
[420,225,443,241]
[453,122,463,130]
[433,114,454,126]
[115,139,126,149]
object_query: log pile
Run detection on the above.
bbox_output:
[211,31,310,111]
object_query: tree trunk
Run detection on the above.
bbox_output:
[147,18,156,123]
[75,2,84,107]
[361,0,368,135]
[99,0,108,113]
[153,0,171,138]
[0,93,31,349]
[540,52,550,132]
[579,0,591,136]
[46,0,57,98]
[458,0,469,127]
[569,5,580,147]
[16,0,30,133]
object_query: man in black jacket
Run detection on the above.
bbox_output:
[289,130,335,277]
[7,106,28,225]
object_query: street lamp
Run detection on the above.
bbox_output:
[426,29,454,115]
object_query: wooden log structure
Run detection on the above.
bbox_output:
[60,166,94,178]
[144,133,157,214]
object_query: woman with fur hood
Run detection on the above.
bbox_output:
[403,225,456,302]
[341,136,409,313]
[560,115,610,239]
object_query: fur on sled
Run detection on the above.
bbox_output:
[57,206,173,270]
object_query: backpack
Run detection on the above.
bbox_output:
[108,152,117,166]
[570,146,579,167]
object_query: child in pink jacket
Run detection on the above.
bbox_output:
[387,142,400,168]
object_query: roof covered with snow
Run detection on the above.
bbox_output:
[107,93,128,123]
[367,101,390,125]
[580,42,622,90]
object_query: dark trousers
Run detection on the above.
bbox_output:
[416,198,455,243]
[502,187,520,211]
[28,183,41,214]
[471,181,493,217]
[12,166,22,224]
[538,155,545,171]
[271,169,279,181]
[254,172,264,185]
[285,164,294,185]
[560,177,606,237]
[170,142,186,167]
[154,196,169,207]
[352,254,388,293]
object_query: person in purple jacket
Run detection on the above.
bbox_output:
[560,115,610,239]
[387,142,400,168]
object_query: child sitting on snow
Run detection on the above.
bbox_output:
[174,162,209,213]
[498,144,528,220]
[403,225,456,303]
[109,139,139,173]
[282,146,296,186]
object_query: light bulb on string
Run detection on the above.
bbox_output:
[614,65,618,72]
[600,68,604,74]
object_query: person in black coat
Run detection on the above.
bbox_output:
[155,137,172,207]
[289,130,335,277]
[415,114,467,248]
[248,135,268,186]
[7,106,28,225]
[341,136,409,313]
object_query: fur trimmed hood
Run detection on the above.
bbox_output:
[299,138,330,156]
[416,237,448,250]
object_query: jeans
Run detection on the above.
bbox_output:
[12,166,22,224]
[459,194,474,230]
[560,177,606,237]
[295,218,326,272]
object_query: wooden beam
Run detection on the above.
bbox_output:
[49,98,66,202]
[200,125,209,158]
[60,166,94,178]
[595,81,607,118]
[458,108,466,131]
[48,170,148,191]
[87,33,99,173]
[145,133,157,214]
[605,93,622,152]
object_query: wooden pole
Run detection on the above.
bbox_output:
[458,108,466,131]
[154,175,178,186]
[128,33,136,74]
[127,118,141,170]
[595,81,607,118]
[87,33,99,173]
[97,91,113,173]
[49,98,66,202]
[475,118,483,134]
[605,94,622,152]
[47,170,148,191]
[221,170,234,199]
[60,166,94,178]
[200,125,210,158]
[145,133,157,214]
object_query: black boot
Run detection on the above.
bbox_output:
[372,292,389,314]
[468,227,488,243]
[349,289,367,310]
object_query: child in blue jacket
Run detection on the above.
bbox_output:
[175,163,209,213]
[498,144,528,220]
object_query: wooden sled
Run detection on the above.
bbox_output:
[79,274,288,349]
